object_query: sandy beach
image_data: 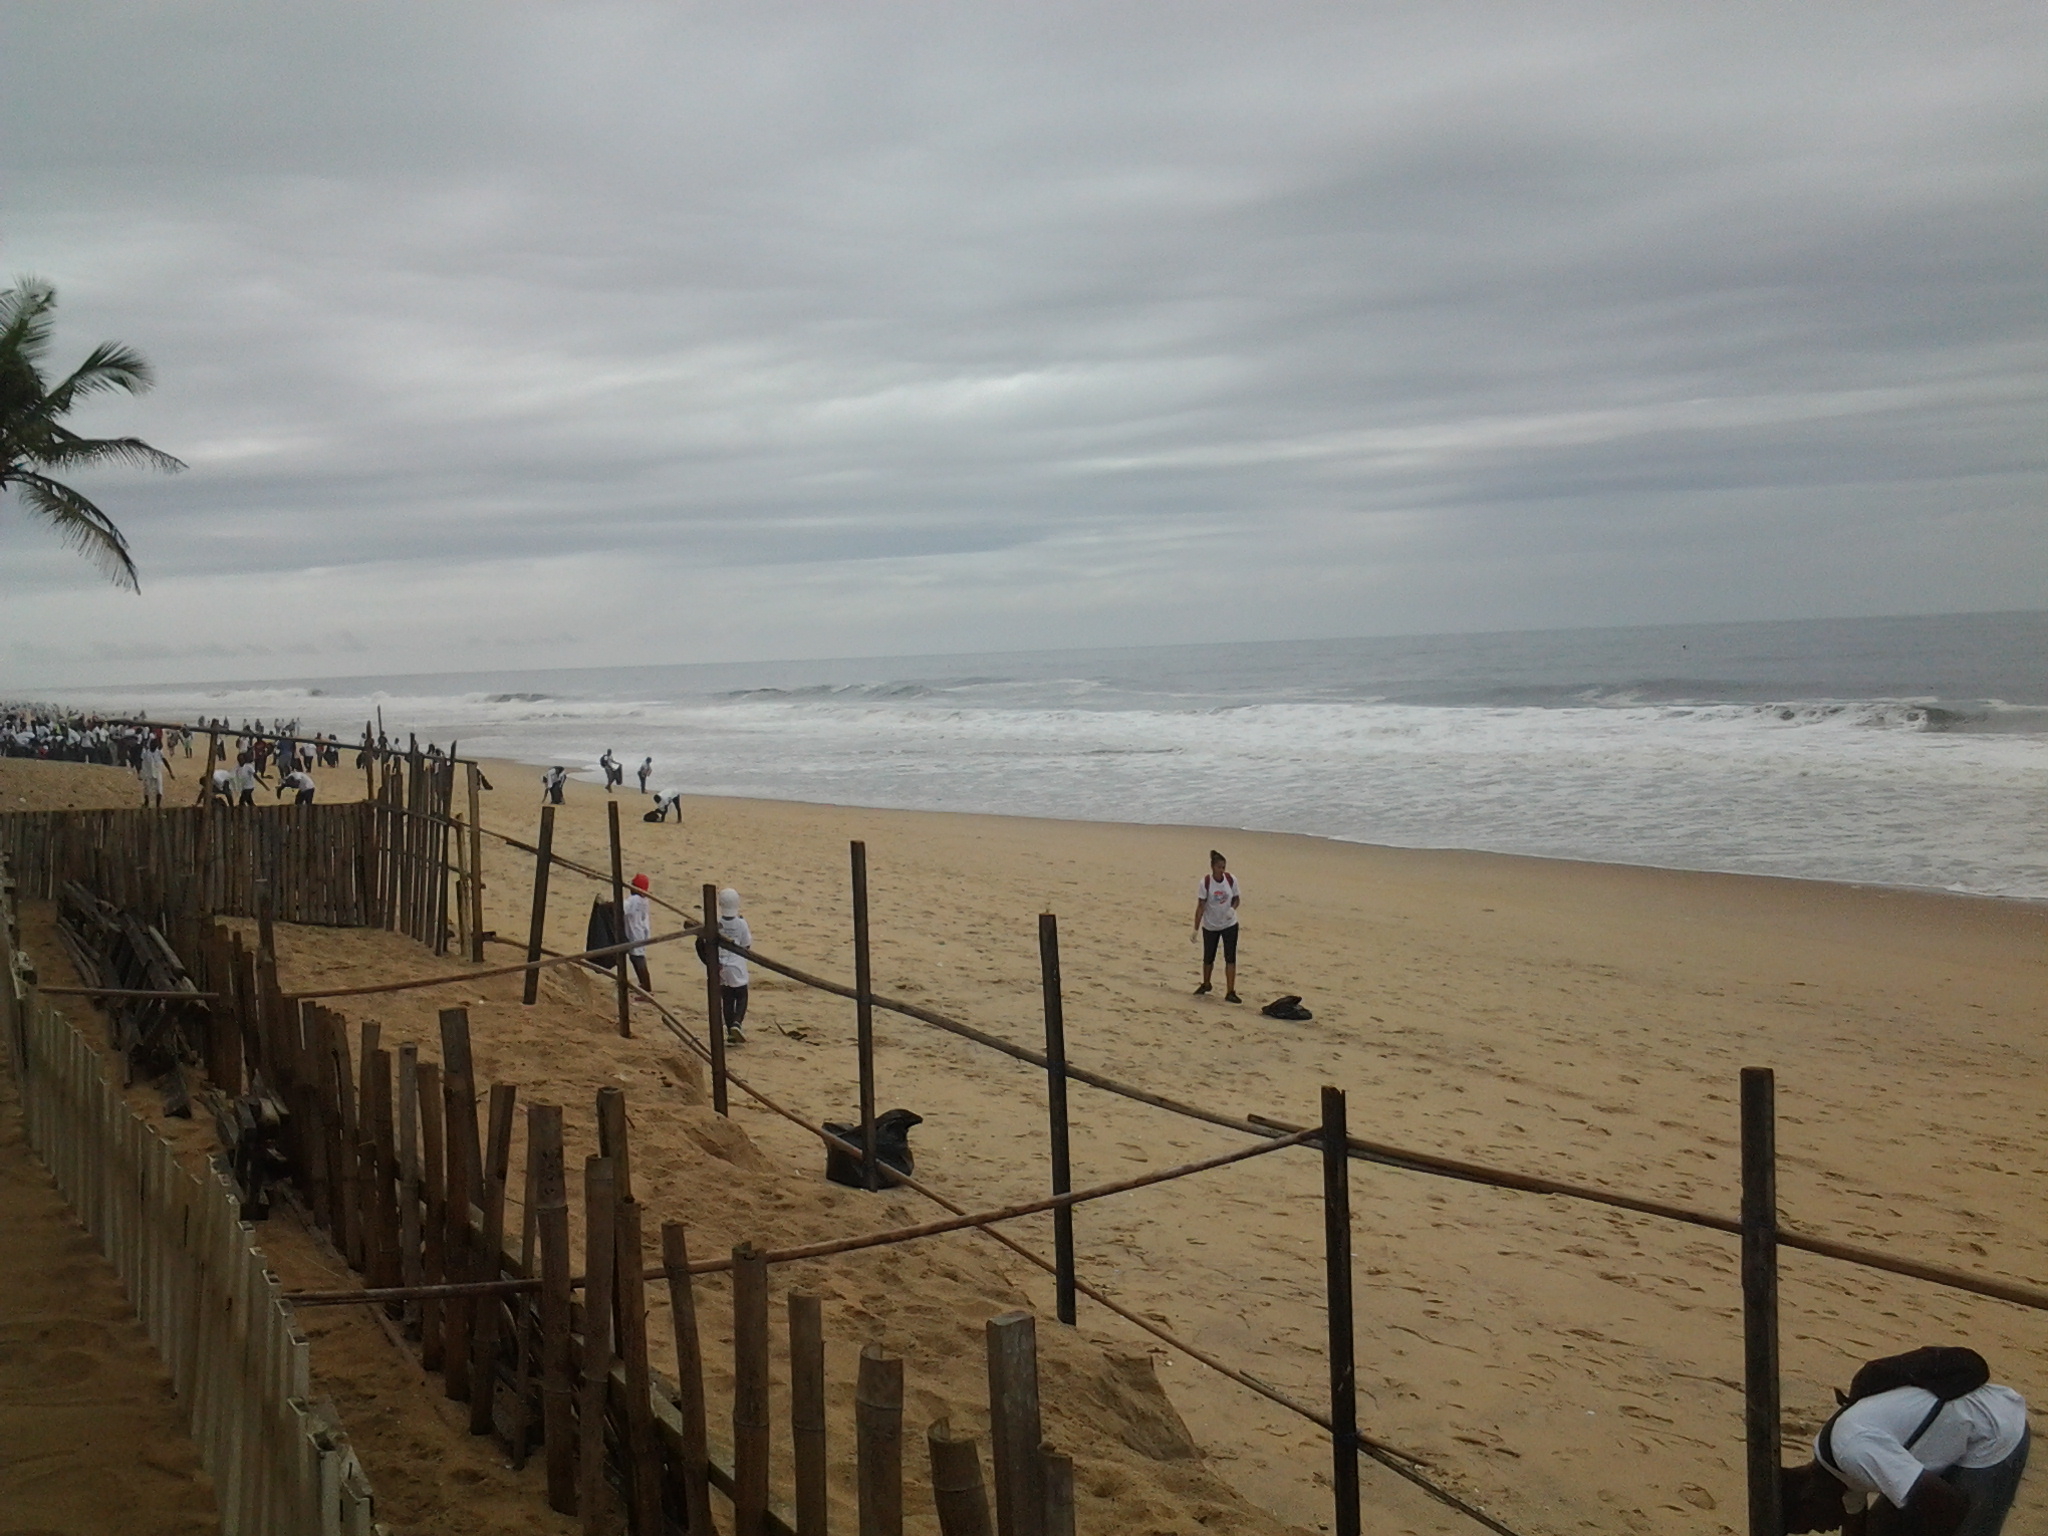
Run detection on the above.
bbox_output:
[5,748,2044,1536]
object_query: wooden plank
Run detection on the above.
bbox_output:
[397,1045,422,1332]
[1741,1068,1782,1536]
[608,799,630,1037]
[985,1312,1044,1536]
[439,1008,482,1403]
[1040,1449,1074,1536]
[522,807,555,1005]
[416,1059,447,1371]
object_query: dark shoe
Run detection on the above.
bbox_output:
[1225,991,1242,1004]
[1194,982,1212,996]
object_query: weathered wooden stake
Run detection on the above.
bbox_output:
[857,1344,904,1536]
[466,761,485,963]
[523,806,555,1006]
[791,1291,828,1536]
[608,798,632,1038]
[928,1420,993,1536]
[851,841,879,1190]
[469,1081,517,1436]
[704,882,729,1116]
[441,1007,483,1403]
[1038,913,1075,1325]
[532,1102,576,1515]
[509,1124,542,1470]
[662,1221,716,1536]
[577,1156,619,1532]
[417,1058,447,1370]
[986,1311,1044,1536]
[1321,1085,1360,1536]
[397,1044,422,1331]
[1742,1067,1782,1536]
[615,1197,663,1536]
[1039,1447,1074,1536]
[733,1243,771,1536]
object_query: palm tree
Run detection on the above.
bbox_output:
[1,275,184,591]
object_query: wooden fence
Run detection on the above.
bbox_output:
[1,861,385,1536]
[0,739,483,955]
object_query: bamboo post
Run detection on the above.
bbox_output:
[1321,1085,1360,1536]
[851,841,879,1190]
[985,1311,1044,1536]
[327,1013,362,1269]
[733,1243,772,1536]
[369,1046,402,1293]
[608,799,632,1038]
[615,1197,663,1536]
[577,1156,619,1532]
[857,1344,905,1536]
[1039,1448,1074,1536]
[441,1007,483,1402]
[1038,914,1075,1325]
[417,1059,447,1370]
[662,1221,716,1536]
[523,806,556,1006]
[533,1102,577,1515]
[928,1420,993,1536]
[1742,1067,1782,1536]
[356,1021,384,1280]
[469,1082,517,1436]
[704,883,729,1115]
[791,1292,828,1536]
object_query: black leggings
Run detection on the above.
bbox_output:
[721,984,749,1030]
[1202,925,1239,966]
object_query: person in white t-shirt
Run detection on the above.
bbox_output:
[276,769,316,805]
[1189,849,1242,1003]
[1784,1381,2029,1536]
[715,887,752,1045]
[137,739,174,808]
[622,874,653,992]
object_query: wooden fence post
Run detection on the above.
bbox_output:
[466,761,485,964]
[734,1242,772,1535]
[523,806,555,1006]
[985,1311,1044,1536]
[1742,1067,1782,1536]
[440,1007,482,1403]
[1039,1448,1074,1536]
[1038,913,1075,1325]
[532,1102,576,1515]
[851,841,879,1190]
[928,1419,993,1536]
[858,1344,905,1536]
[397,1044,422,1332]
[662,1221,716,1536]
[608,799,632,1038]
[1322,1085,1360,1536]
[416,1059,447,1370]
[577,1156,618,1531]
[704,883,729,1116]
[615,1197,663,1536]
[791,1291,828,1536]
[468,1082,517,1436]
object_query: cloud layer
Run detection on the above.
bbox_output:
[3,3,2043,685]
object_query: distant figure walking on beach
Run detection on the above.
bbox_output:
[599,750,622,793]
[716,887,752,1045]
[637,756,653,794]
[623,873,653,992]
[137,737,173,808]
[1191,849,1241,1003]
[541,766,567,805]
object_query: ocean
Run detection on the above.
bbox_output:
[48,611,2048,900]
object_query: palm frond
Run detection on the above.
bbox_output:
[37,426,187,475]
[0,277,58,373]
[44,340,157,411]
[10,471,142,592]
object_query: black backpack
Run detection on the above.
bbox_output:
[1817,1347,1990,1474]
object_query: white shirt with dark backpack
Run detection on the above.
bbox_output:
[1819,1385,2028,1510]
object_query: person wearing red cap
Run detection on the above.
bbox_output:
[624,873,653,991]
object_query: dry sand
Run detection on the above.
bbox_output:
[4,749,2044,1536]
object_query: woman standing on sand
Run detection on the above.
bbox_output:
[1191,849,1242,1003]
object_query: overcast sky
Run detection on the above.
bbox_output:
[2,3,2043,687]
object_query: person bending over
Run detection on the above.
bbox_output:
[1785,1370,2028,1536]
[276,768,316,805]
[1190,849,1242,1002]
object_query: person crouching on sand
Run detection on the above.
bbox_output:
[1191,848,1241,1002]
